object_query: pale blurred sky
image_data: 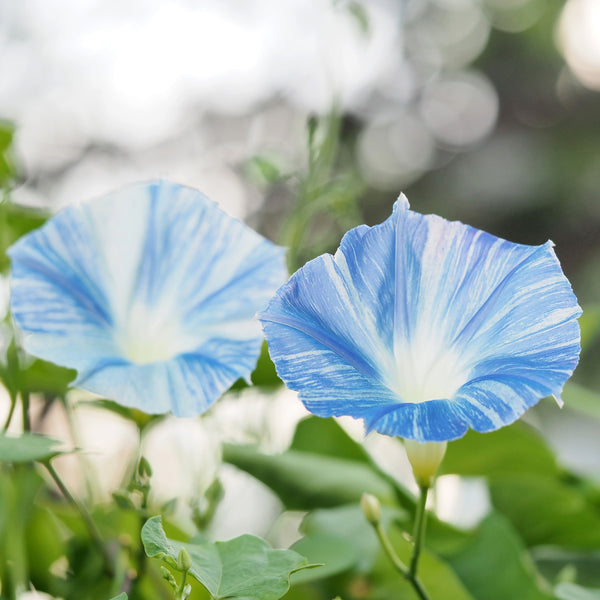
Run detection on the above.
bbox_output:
[0,0,510,214]
[1,0,598,217]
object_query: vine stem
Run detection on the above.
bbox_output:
[2,394,16,431]
[176,571,188,600]
[374,520,431,600]
[410,484,429,578]
[369,486,432,600]
[21,391,30,431]
[43,460,114,576]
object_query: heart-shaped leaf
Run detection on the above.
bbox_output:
[142,515,315,600]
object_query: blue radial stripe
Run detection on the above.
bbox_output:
[334,219,395,352]
[260,252,394,385]
[448,244,546,350]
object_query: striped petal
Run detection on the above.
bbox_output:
[9,180,286,417]
[259,196,581,442]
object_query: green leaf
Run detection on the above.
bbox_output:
[82,398,163,430]
[490,474,600,549]
[0,200,48,272]
[25,504,68,591]
[579,305,600,351]
[109,594,128,600]
[246,155,283,185]
[142,516,313,600]
[290,503,473,599]
[250,341,283,388]
[222,443,396,510]
[447,513,555,600]
[0,467,45,594]
[291,504,385,583]
[370,527,475,600]
[0,432,65,463]
[290,416,371,464]
[555,582,600,600]
[560,383,600,422]
[442,422,559,478]
[0,121,17,191]
[18,358,76,396]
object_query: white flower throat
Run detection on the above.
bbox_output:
[118,301,191,365]
[391,328,471,404]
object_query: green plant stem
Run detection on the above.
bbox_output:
[21,391,30,431]
[410,484,429,579]
[2,394,16,431]
[176,570,188,600]
[373,521,431,600]
[43,460,114,576]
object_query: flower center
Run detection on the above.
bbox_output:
[118,301,190,365]
[391,332,470,404]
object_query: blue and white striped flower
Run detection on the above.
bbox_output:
[9,180,286,417]
[259,196,581,442]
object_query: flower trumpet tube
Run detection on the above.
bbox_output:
[404,440,447,487]
[259,195,581,442]
[9,180,287,416]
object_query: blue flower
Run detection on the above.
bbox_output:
[259,196,582,442]
[9,180,287,417]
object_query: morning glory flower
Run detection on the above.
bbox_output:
[259,196,581,442]
[9,180,286,417]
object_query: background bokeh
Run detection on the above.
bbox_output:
[1,0,599,296]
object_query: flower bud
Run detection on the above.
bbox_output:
[160,566,177,589]
[361,493,382,526]
[404,440,447,487]
[138,456,153,478]
[177,547,193,572]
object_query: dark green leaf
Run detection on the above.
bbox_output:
[0,121,17,190]
[447,513,555,600]
[0,200,48,272]
[442,422,559,478]
[18,358,76,396]
[290,503,472,599]
[579,305,600,351]
[82,399,163,430]
[0,467,45,593]
[370,526,475,600]
[291,504,385,583]
[222,443,396,510]
[0,433,65,463]
[142,516,312,600]
[250,341,283,388]
[290,416,371,464]
[490,474,600,549]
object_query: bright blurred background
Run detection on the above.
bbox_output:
[2,0,600,543]
[1,0,599,294]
